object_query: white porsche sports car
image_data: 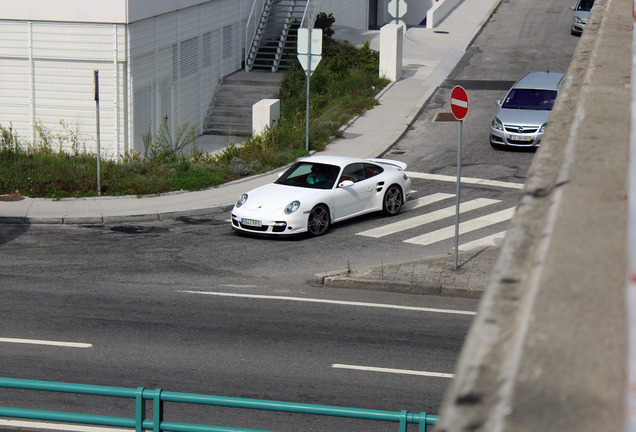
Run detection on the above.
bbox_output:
[230,155,412,236]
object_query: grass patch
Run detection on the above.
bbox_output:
[0,34,389,199]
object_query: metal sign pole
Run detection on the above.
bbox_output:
[297,28,322,152]
[454,119,462,270]
[305,59,310,152]
[94,70,101,196]
[305,30,312,152]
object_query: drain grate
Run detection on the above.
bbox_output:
[388,149,407,155]
[110,226,169,235]
[0,195,25,202]
[434,112,458,122]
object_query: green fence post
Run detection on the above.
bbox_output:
[135,387,145,432]
[399,410,408,432]
[153,388,163,432]
[418,412,438,431]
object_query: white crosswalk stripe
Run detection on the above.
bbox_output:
[459,231,507,251]
[405,171,524,189]
[402,192,455,211]
[354,169,522,249]
[404,207,515,246]
[357,198,500,238]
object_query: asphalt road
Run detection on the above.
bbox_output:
[0,273,475,429]
[0,1,581,431]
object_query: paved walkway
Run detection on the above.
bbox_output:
[312,247,498,298]
[0,0,503,297]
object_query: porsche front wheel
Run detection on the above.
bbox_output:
[307,205,330,236]
[383,185,403,216]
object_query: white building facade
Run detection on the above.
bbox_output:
[0,0,368,159]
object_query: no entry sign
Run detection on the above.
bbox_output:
[450,85,469,269]
[450,85,469,120]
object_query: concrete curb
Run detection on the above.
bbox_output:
[311,247,499,298]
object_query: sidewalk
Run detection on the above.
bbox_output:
[0,0,503,296]
[312,247,499,298]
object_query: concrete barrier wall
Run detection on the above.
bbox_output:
[433,0,632,430]
[426,0,462,28]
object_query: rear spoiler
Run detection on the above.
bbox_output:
[368,158,407,171]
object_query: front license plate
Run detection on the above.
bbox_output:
[241,218,262,227]
[509,134,532,141]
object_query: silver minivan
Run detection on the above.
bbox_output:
[571,0,594,35]
[490,72,564,149]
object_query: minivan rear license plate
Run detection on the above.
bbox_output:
[242,218,262,227]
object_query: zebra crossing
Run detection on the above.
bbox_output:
[356,173,523,251]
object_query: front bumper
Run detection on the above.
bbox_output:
[490,127,542,148]
[230,208,308,235]
[571,23,585,34]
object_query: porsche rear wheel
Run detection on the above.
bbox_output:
[307,205,330,236]
[383,185,403,216]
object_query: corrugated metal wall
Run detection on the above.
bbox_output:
[0,20,126,159]
[129,0,250,154]
[319,0,369,30]
[0,0,368,159]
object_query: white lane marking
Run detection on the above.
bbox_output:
[0,419,126,432]
[405,171,524,189]
[332,364,454,378]
[404,207,515,246]
[179,291,476,316]
[402,192,454,211]
[459,231,507,251]
[0,338,92,348]
[357,198,500,238]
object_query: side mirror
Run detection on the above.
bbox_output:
[338,180,355,188]
[277,172,284,178]
[496,99,502,106]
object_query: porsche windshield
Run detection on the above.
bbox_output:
[275,162,340,190]
[502,88,557,110]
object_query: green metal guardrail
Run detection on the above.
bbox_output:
[0,377,438,432]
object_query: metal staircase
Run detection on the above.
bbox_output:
[203,0,321,137]
[245,0,320,72]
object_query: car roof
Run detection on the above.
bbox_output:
[299,155,370,167]
[512,72,565,91]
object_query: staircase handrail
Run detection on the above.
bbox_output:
[245,0,267,71]
[300,0,322,28]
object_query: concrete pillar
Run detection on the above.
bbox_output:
[379,23,403,82]
[252,99,280,136]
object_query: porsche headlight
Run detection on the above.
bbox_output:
[285,200,300,215]
[236,194,248,208]
[492,117,503,131]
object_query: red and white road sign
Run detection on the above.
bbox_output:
[450,85,469,120]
